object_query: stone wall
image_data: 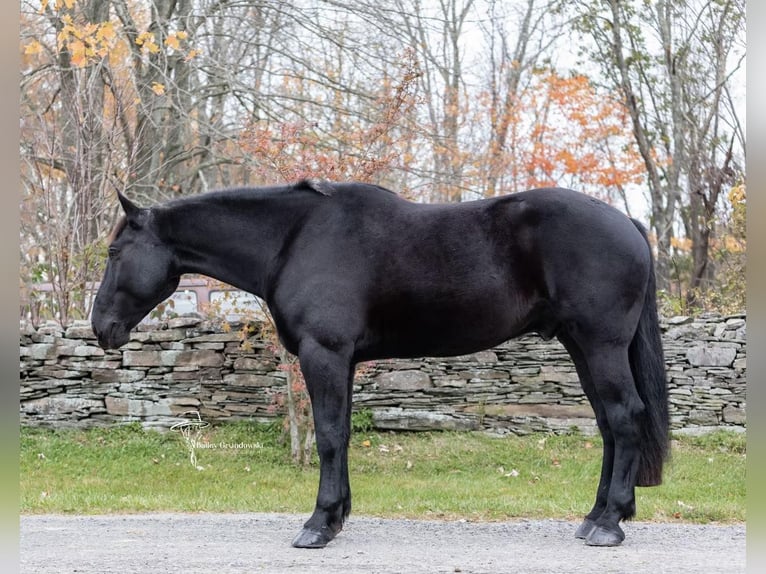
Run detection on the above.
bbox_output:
[19,313,746,435]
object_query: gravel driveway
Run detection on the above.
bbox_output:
[20,513,745,573]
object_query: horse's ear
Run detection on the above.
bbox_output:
[117,191,142,222]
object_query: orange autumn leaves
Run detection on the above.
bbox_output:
[238,66,643,203]
[24,2,643,205]
[475,70,644,200]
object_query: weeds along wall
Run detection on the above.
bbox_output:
[20,314,746,434]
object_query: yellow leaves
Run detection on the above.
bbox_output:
[728,183,746,206]
[722,235,745,254]
[96,21,116,44]
[151,82,166,96]
[24,40,44,56]
[56,12,117,68]
[135,31,160,54]
[727,182,746,244]
[67,38,88,67]
[164,30,198,61]
[164,34,181,51]
[165,30,189,51]
[138,30,195,58]
[39,0,75,12]
[40,0,198,64]
[671,236,692,252]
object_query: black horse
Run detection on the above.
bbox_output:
[92,180,669,548]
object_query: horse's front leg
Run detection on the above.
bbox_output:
[291,337,354,549]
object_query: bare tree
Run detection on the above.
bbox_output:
[480,0,563,196]
[21,0,336,319]
[21,0,116,323]
[21,0,745,321]
[572,0,745,296]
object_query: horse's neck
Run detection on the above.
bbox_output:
[163,194,307,298]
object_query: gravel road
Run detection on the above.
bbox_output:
[20,513,745,574]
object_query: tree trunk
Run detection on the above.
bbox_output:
[280,346,314,466]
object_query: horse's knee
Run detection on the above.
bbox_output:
[604,398,645,442]
[608,396,645,420]
[314,436,343,462]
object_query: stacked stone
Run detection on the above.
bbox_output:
[20,316,285,430]
[662,313,746,434]
[19,313,746,434]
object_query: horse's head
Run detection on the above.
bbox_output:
[91,192,180,349]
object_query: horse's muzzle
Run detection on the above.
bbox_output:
[92,320,131,350]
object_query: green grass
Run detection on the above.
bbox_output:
[20,423,745,523]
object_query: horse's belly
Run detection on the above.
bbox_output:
[359,291,521,360]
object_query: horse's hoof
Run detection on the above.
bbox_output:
[574,518,597,539]
[291,526,336,549]
[584,524,625,547]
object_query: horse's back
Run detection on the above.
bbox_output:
[273,184,651,358]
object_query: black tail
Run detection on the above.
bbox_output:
[629,219,670,486]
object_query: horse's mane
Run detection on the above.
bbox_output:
[292,179,396,197]
[105,181,389,241]
[167,179,336,206]
[292,178,335,196]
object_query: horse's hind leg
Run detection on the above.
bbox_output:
[291,337,354,549]
[558,334,614,540]
[579,343,645,546]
